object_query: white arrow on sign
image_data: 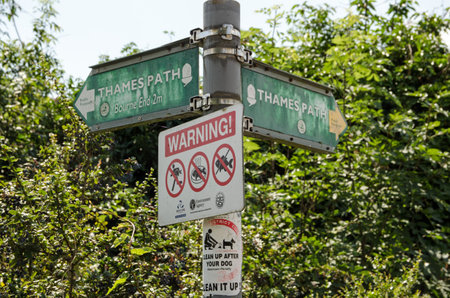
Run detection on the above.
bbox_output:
[75,85,95,120]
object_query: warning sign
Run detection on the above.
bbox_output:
[158,104,244,226]
[203,213,242,296]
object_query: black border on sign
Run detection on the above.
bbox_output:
[165,159,185,198]
[188,152,210,192]
[212,143,236,186]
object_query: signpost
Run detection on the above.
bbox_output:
[242,60,347,153]
[158,104,244,226]
[74,1,347,295]
[74,38,199,132]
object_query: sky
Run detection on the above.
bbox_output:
[5,0,449,80]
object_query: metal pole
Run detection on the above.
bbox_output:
[202,1,242,297]
[203,0,241,105]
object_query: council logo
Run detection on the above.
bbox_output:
[216,192,225,209]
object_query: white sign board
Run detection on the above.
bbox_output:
[203,212,242,296]
[158,104,244,226]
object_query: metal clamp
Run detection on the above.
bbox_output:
[190,24,241,44]
[190,94,211,111]
[203,46,253,65]
[236,47,253,65]
[243,116,254,132]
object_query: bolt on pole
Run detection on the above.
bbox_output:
[202,1,243,297]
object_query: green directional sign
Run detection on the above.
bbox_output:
[242,61,347,153]
[74,40,199,132]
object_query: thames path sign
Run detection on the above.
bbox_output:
[74,39,199,132]
[242,60,347,153]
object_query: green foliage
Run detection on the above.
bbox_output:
[242,1,449,296]
[341,256,423,297]
[0,1,202,296]
[0,0,449,297]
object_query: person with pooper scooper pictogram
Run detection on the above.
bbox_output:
[204,229,218,249]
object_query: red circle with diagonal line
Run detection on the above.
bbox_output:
[188,152,209,192]
[165,159,185,198]
[212,144,236,186]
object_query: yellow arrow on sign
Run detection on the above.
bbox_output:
[329,105,347,140]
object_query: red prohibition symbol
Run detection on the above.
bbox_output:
[212,143,236,186]
[188,152,209,192]
[165,159,185,198]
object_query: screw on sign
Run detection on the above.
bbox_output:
[165,159,185,198]
[188,152,209,192]
[213,144,236,186]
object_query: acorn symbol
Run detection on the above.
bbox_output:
[247,84,256,106]
[182,63,192,87]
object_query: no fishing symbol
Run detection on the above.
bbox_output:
[166,159,185,197]
[188,152,209,192]
[212,144,236,186]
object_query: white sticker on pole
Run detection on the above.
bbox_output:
[158,104,244,226]
[203,212,242,296]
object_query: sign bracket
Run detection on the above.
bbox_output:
[190,94,211,111]
[190,24,240,45]
[243,116,253,132]
[203,46,252,65]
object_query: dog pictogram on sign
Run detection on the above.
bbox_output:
[165,159,185,197]
[212,144,236,186]
[188,152,209,192]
